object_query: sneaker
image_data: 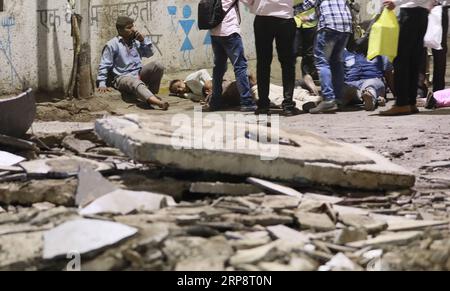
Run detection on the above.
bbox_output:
[255,107,270,115]
[302,101,318,113]
[361,90,377,111]
[241,104,257,112]
[309,100,338,114]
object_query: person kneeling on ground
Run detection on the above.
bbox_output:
[96,16,169,111]
[170,70,259,110]
[341,39,395,111]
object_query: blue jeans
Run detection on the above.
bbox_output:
[315,29,350,101]
[210,33,255,108]
[345,78,386,103]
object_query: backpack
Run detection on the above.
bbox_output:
[198,0,239,30]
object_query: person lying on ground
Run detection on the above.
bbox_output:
[96,16,169,111]
[169,69,213,102]
[170,70,259,109]
[341,39,395,111]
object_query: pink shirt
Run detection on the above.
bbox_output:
[242,0,294,19]
[211,0,241,37]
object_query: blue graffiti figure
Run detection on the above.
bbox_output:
[178,5,195,68]
[1,16,16,86]
[203,31,213,62]
[167,6,177,32]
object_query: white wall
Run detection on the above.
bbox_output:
[0,0,257,93]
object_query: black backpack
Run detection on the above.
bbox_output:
[198,0,239,30]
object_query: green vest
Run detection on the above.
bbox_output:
[294,0,318,29]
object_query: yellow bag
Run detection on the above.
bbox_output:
[367,8,400,62]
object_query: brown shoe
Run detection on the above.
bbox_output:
[379,105,413,116]
[410,105,419,114]
[361,90,376,111]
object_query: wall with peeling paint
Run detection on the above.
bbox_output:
[0,0,260,93]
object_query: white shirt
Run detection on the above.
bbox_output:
[395,0,435,9]
[184,69,212,101]
[242,0,295,19]
[211,0,241,36]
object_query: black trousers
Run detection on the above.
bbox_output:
[254,16,296,110]
[294,26,318,79]
[394,8,429,106]
[432,6,449,92]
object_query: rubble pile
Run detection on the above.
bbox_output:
[0,120,449,271]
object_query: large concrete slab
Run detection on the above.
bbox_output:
[95,114,415,190]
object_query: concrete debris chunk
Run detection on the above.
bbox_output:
[0,151,25,167]
[20,156,112,178]
[229,242,278,266]
[76,167,118,207]
[80,189,177,216]
[319,253,363,271]
[247,178,303,198]
[267,225,311,243]
[296,212,336,232]
[62,135,97,154]
[43,219,138,260]
[189,182,260,196]
[339,213,388,234]
[347,231,424,248]
[95,115,415,190]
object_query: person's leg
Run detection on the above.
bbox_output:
[140,62,165,95]
[407,8,429,106]
[359,78,385,111]
[301,27,318,80]
[432,6,449,92]
[221,33,256,109]
[254,16,275,110]
[393,9,415,107]
[275,17,297,111]
[114,75,169,110]
[314,29,338,102]
[330,32,350,102]
[209,36,228,110]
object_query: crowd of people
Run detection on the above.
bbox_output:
[96,0,450,116]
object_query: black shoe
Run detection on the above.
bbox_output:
[282,107,302,117]
[255,107,270,115]
[241,104,257,112]
[425,92,437,110]
[202,104,222,112]
[302,101,317,113]
[269,102,282,109]
[309,100,338,114]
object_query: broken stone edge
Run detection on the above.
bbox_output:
[95,117,415,191]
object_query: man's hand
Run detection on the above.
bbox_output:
[98,87,112,94]
[383,0,396,10]
[300,15,310,23]
[134,30,145,42]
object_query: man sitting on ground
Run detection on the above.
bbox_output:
[97,16,169,110]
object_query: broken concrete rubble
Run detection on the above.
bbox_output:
[43,219,138,260]
[0,151,26,167]
[95,114,415,190]
[0,89,36,138]
[189,182,259,196]
[20,156,113,178]
[80,189,177,216]
[76,167,118,207]
[347,231,424,248]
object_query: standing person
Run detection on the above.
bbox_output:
[294,0,353,114]
[97,16,169,110]
[206,0,257,112]
[380,0,434,116]
[294,2,320,96]
[243,0,299,116]
[433,1,449,92]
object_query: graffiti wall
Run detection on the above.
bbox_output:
[0,0,392,93]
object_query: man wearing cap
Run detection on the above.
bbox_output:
[97,16,169,110]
